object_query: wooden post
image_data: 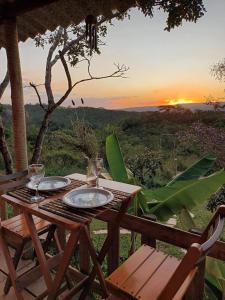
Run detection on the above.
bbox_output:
[4,17,28,171]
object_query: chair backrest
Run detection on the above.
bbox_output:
[158,205,225,300]
[0,170,28,228]
[0,170,28,194]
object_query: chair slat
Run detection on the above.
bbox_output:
[121,250,168,296]
[136,255,180,300]
[107,245,154,286]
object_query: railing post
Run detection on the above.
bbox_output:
[141,214,157,248]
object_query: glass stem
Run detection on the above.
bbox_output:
[35,184,39,197]
[96,176,99,188]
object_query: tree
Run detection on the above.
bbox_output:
[178,122,225,168]
[0,0,206,170]
[209,59,225,111]
[127,148,162,186]
[28,13,129,163]
[27,1,206,163]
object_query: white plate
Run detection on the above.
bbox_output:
[26,176,71,191]
[63,187,114,208]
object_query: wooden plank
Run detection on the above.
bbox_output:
[107,245,154,286]
[136,255,180,299]
[121,250,168,296]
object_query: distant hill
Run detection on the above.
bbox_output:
[1,104,138,130]
[122,102,225,112]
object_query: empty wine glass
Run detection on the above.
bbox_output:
[28,164,45,202]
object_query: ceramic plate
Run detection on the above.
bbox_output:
[26,176,71,191]
[63,187,114,208]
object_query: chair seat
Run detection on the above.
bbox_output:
[1,214,50,244]
[106,244,194,300]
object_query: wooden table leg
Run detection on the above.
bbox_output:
[79,227,110,300]
[57,226,66,249]
[80,196,135,299]
[47,229,81,300]
[79,224,90,274]
[23,212,54,292]
[107,223,119,275]
[0,197,7,220]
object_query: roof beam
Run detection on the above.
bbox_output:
[0,0,57,22]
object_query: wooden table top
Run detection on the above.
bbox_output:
[1,173,141,230]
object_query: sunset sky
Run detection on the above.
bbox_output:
[1,0,225,109]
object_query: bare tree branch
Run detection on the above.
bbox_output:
[59,51,72,90]
[29,82,47,112]
[54,62,128,108]
[45,27,63,107]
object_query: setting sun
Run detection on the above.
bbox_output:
[168,98,194,105]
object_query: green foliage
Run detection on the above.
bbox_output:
[106,134,128,183]
[147,170,225,221]
[138,0,206,31]
[106,134,149,215]
[127,148,162,186]
[207,184,225,212]
[205,258,225,298]
[167,154,216,186]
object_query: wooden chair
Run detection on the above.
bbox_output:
[0,170,53,294]
[106,205,225,300]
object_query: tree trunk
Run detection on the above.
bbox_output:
[0,116,13,174]
[31,111,52,164]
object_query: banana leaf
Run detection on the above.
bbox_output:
[205,257,225,295]
[106,134,149,214]
[167,154,216,186]
[148,170,225,221]
[106,134,128,182]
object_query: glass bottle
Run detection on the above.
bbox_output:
[86,158,97,187]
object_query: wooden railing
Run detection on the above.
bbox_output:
[97,209,225,271]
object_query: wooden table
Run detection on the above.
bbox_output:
[0,173,141,300]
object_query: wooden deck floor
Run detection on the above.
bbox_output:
[0,244,86,299]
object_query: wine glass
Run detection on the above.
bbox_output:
[28,164,45,202]
[95,158,104,188]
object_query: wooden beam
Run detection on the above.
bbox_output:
[4,17,28,171]
[0,0,57,22]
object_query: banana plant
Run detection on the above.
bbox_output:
[105,134,225,298]
[106,134,149,216]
